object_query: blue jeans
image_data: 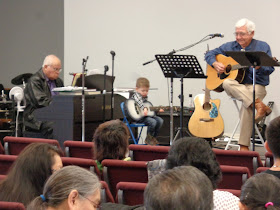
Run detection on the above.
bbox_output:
[137,115,163,137]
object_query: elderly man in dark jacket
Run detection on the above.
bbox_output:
[23,54,64,138]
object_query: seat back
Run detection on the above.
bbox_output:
[61,157,101,178]
[100,181,115,203]
[0,174,7,181]
[256,167,270,173]
[102,159,148,198]
[64,140,93,159]
[218,165,251,190]
[265,151,274,167]
[3,136,63,156]
[0,154,17,175]
[213,148,263,175]
[0,143,4,154]
[129,144,170,161]
[120,102,129,124]
[0,201,25,210]
[116,182,147,205]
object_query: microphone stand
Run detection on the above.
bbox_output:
[81,56,89,142]
[143,34,216,66]
[110,51,115,120]
[142,34,218,144]
[103,65,109,122]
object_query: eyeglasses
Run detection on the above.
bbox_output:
[233,32,248,37]
[80,195,101,209]
[49,65,62,73]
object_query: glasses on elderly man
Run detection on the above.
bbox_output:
[49,65,62,73]
[233,32,249,37]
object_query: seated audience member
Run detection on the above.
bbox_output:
[27,165,101,210]
[93,119,130,172]
[0,143,62,206]
[239,173,280,210]
[263,116,280,178]
[165,137,239,210]
[144,165,213,210]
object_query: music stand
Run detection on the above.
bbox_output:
[155,54,206,144]
[225,51,279,151]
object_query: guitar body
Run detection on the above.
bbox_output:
[125,99,155,121]
[206,54,246,92]
[188,94,224,138]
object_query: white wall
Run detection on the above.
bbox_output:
[64,0,280,135]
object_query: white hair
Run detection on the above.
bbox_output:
[42,55,60,67]
[235,18,255,34]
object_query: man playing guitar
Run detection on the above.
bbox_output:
[205,18,274,151]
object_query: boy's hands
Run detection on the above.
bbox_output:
[143,107,148,116]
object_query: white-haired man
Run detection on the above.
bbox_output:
[205,18,274,151]
[23,54,64,138]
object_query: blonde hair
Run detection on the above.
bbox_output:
[136,77,150,88]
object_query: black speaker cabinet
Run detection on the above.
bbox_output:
[157,111,193,145]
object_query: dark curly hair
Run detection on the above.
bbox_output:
[93,119,129,162]
[166,137,222,189]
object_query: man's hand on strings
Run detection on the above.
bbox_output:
[212,61,226,74]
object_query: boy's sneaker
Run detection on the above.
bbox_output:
[145,134,155,145]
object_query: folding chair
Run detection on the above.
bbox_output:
[120,102,146,144]
[129,144,170,161]
[225,98,265,150]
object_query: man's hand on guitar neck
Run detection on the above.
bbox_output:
[212,61,226,74]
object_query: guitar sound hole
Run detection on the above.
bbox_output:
[203,103,211,111]
[226,65,232,73]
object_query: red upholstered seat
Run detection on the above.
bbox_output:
[3,136,63,156]
[61,157,101,179]
[0,154,17,175]
[218,165,251,190]
[129,144,170,161]
[102,159,148,198]
[116,182,147,205]
[0,201,25,210]
[213,148,263,175]
[100,181,115,203]
[64,140,93,159]
[256,166,270,173]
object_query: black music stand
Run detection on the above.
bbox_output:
[225,51,279,151]
[155,54,206,144]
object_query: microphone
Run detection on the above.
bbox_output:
[104,65,109,72]
[209,33,224,38]
[110,51,116,57]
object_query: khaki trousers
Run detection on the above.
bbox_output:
[222,79,267,147]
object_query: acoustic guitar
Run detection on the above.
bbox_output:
[188,88,224,138]
[125,99,178,121]
[206,54,247,92]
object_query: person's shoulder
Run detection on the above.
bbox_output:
[213,190,239,210]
